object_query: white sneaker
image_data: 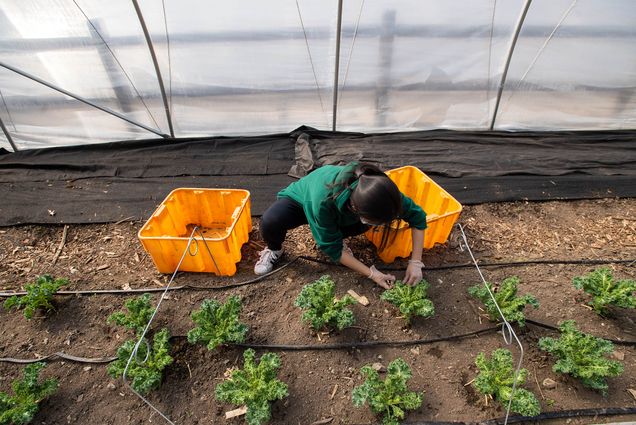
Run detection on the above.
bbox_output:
[254,248,283,275]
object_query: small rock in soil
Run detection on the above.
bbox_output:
[542,378,557,389]
[611,351,625,361]
[371,363,386,372]
[106,383,116,390]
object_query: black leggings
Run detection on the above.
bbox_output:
[260,198,368,251]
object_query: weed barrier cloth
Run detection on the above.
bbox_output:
[0,128,634,226]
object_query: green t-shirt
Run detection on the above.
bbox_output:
[278,163,427,261]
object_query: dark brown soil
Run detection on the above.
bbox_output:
[0,198,635,425]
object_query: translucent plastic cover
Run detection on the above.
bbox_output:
[0,0,634,150]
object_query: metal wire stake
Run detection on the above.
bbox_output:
[122,226,202,425]
[456,223,525,425]
[194,227,221,275]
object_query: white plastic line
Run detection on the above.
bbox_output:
[456,223,525,425]
[122,227,200,425]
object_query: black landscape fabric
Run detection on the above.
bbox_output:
[0,128,634,226]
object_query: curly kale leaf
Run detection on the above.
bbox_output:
[107,293,154,336]
[381,280,434,324]
[187,296,248,350]
[573,268,635,316]
[4,275,67,320]
[215,349,288,425]
[473,349,540,417]
[107,328,173,395]
[294,275,356,331]
[538,320,623,395]
[0,362,58,425]
[468,276,539,327]
[352,358,422,425]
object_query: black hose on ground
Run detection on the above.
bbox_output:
[298,255,636,270]
[231,325,500,351]
[0,352,116,364]
[0,256,633,298]
[526,318,636,346]
[404,407,636,425]
[0,326,501,364]
[479,407,636,425]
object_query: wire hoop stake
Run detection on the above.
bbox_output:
[122,225,217,424]
[456,223,524,425]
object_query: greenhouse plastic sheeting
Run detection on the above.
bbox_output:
[0,0,635,151]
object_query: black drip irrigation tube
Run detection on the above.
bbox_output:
[3,319,636,364]
[0,256,633,298]
[525,319,636,346]
[0,325,501,364]
[403,407,636,425]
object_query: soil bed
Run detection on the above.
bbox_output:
[0,198,635,424]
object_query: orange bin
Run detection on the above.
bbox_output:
[366,166,462,263]
[138,188,252,275]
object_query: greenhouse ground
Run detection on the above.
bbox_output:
[0,198,635,425]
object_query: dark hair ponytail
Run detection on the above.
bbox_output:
[330,163,402,252]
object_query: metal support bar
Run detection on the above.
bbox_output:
[0,61,168,138]
[331,0,343,131]
[0,114,18,152]
[489,0,533,130]
[132,0,175,139]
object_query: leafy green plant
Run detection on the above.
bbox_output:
[381,280,434,324]
[473,349,540,417]
[468,276,539,327]
[573,268,635,316]
[538,320,623,395]
[294,275,356,331]
[352,358,422,425]
[215,348,288,425]
[4,275,67,319]
[187,296,248,350]
[107,293,154,336]
[107,328,173,395]
[0,362,58,425]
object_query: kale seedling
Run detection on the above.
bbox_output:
[381,279,434,324]
[4,275,67,319]
[294,275,356,331]
[538,320,623,395]
[473,349,540,417]
[468,276,539,327]
[352,358,422,425]
[573,268,635,316]
[107,293,154,336]
[107,328,173,395]
[0,362,58,425]
[215,348,288,425]
[187,296,248,350]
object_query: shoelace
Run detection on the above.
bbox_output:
[257,249,276,265]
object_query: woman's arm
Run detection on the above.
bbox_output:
[339,250,395,289]
[404,228,425,285]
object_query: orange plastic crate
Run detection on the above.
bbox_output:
[138,188,252,275]
[366,166,462,263]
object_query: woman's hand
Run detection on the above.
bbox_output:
[404,260,424,285]
[369,265,396,289]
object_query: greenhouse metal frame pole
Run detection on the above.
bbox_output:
[0,115,18,152]
[489,0,533,130]
[0,61,169,138]
[332,0,343,131]
[132,0,175,139]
